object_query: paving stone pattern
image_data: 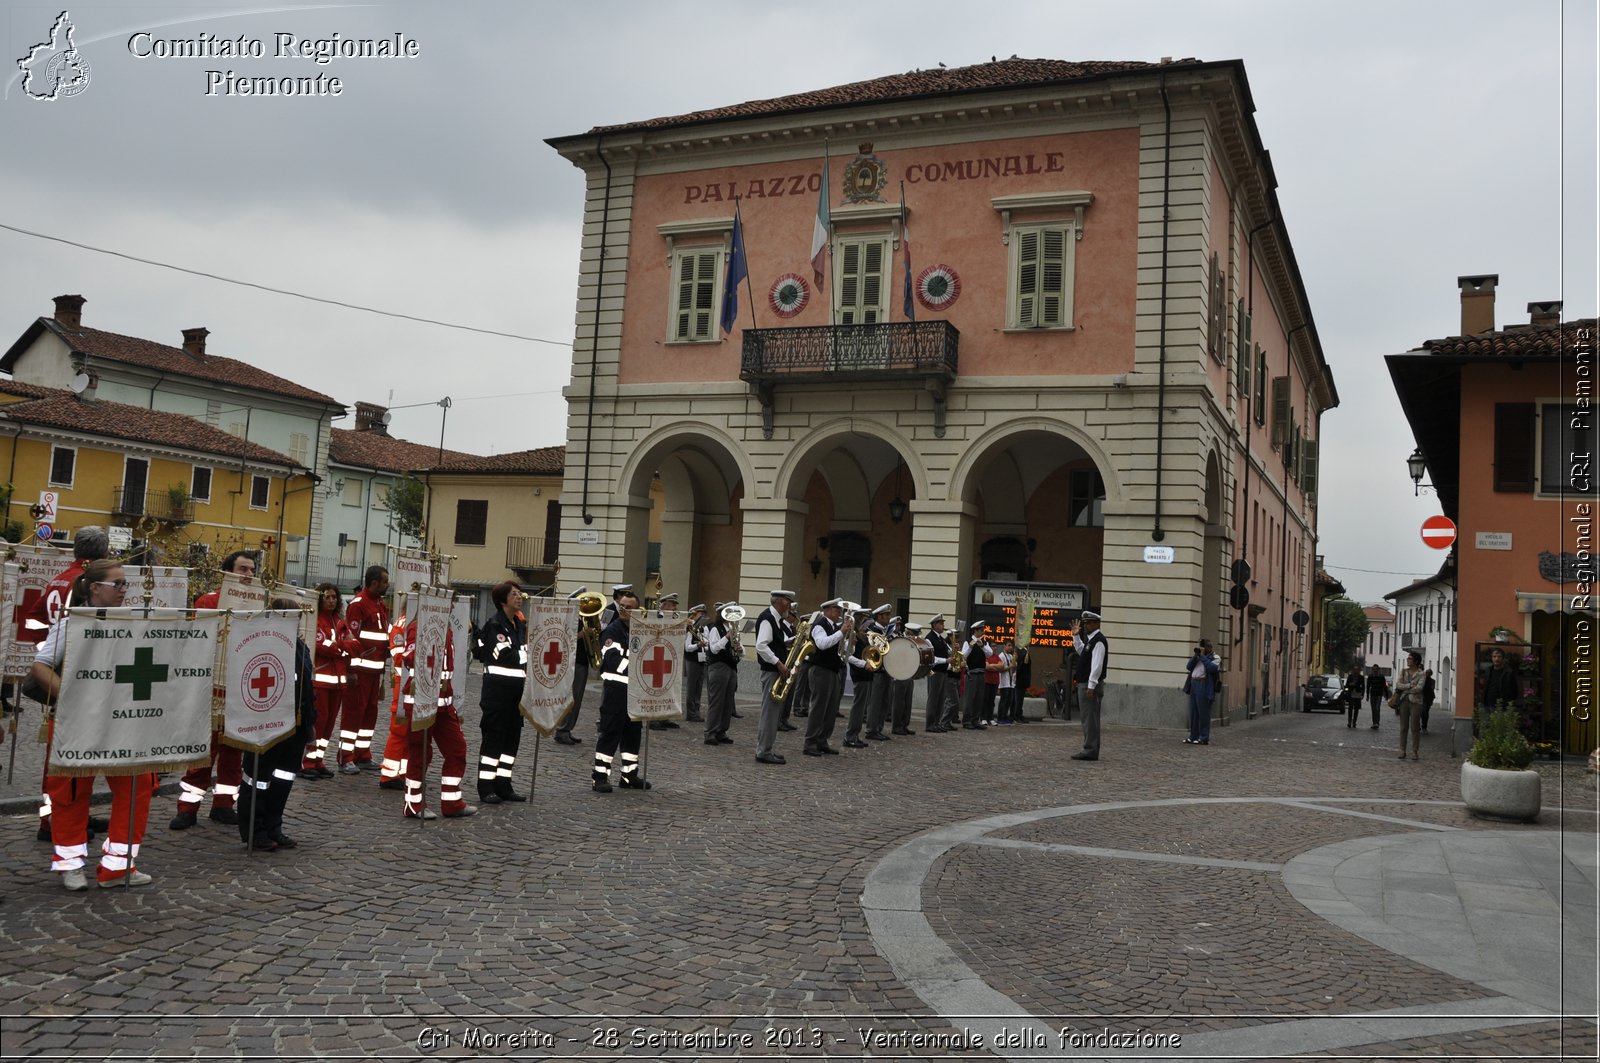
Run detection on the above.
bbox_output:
[0,673,1593,1059]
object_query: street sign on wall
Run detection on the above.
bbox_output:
[1420,515,1457,551]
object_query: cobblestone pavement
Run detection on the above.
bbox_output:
[0,675,1595,1061]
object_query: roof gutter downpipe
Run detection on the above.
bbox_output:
[1152,70,1171,543]
[581,133,612,526]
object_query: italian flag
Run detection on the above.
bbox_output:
[810,152,829,289]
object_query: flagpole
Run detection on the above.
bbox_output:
[735,198,757,332]
[900,180,914,323]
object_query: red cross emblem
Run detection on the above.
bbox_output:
[249,666,276,700]
[641,644,673,689]
[542,640,563,675]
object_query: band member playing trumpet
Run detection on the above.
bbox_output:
[683,603,707,723]
[592,588,650,792]
[924,615,956,733]
[753,590,797,764]
[802,599,850,756]
[961,622,995,730]
[703,603,740,745]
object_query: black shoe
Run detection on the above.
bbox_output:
[357,760,379,772]
[269,833,298,849]
[819,744,840,755]
[1199,739,1209,745]
[209,807,239,826]
[316,767,336,779]
[755,753,786,764]
[1071,752,1098,761]
[619,777,652,790]
[925,726,945,734]
[844,738,868,749]
[252,836,279,851]
[495,786,528,803]
[717,736,734,744]
[378,778,405,791]
[731,710,742,718]
[686,713,705,722]
[802,747,822,757]
[866,732,889,741]
[892,728,914,736]
[170,810,198,831]
[554,732,580,745]
[297,768,322,780]
[777,723,797,732]
[705,738,721,746]
[793,710,808,718]
[480,792,504,805]
[592,778,613,793]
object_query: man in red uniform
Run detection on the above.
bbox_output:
[172,550,254,830]
[396,620,475,819]
[338,565,390,772]
[24,527,108,841]
[299,583,347,779]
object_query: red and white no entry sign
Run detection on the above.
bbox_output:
[1420,515,1457,550]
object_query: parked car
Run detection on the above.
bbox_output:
[1302,674,1345,712]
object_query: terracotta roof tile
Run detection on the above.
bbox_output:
[37,320,341,406]
[330,428,479,475]
[586,57,1201,135]
[419,446,565,476]
[1418,319,1595,359]
[0,381,298,466]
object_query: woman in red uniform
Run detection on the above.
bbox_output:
[300,583,347,779]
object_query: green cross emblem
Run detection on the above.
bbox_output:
[114,646,169,701]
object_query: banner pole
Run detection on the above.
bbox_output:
[528,731,540,805]
[6,688,17,784]
[640,718,649,785]
[244,751,258,857]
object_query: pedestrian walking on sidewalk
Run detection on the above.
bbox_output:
[1365,664,1387,730]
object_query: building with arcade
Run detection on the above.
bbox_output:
[546,57,1336,724]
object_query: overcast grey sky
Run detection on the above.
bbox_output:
[1,0,1594,605]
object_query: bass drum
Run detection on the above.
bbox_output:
[883,636,934,681]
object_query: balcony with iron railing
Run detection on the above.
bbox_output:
[111,488,195,525]
[739,319,959,437]
[506,535,557,573]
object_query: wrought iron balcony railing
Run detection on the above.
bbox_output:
[111,488,194,524]
[506,535,557,571]
[739,320,959,384]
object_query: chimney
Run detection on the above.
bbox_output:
[354,401,391,436]
[1528,300,1563,327]
[1458,274,1498,336]
[180,328,209,358]
[53,294,85,330]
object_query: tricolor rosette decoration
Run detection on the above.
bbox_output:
[769,274,810,318]
[916,264,961,311]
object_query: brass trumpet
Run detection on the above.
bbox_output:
[576,591,605,662]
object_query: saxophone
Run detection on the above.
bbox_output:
[771,611,815,703]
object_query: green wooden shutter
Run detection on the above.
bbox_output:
[839,239,886,324]
[1271,376,1290,448]
[1039,229,1066,326]
[1302,438,1319,496]
[1016,230,1040,327]
[674,251,717,341]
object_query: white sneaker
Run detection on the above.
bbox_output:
[61,868,88,891]
[100,869,152,888]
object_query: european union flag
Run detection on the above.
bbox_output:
[721,210,748,335]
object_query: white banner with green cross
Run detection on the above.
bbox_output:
[49,608,219,776]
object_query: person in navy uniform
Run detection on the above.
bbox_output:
[1071,610,1108,761]
[473,581,528,803]
[591,587,651,793]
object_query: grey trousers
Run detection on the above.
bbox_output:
[923,672,949,727]
[891,679,913,731]
[560,662,588,735]
[803,668,843,748]
[756,670,783,756]
[1081,684,1105,754]
[683,657,705,719]
[865,670,890,735]
[706,662,737,739]
[961,671,986,725]
[845,674,872,739]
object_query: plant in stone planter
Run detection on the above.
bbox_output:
[1461,704,1540,821]
[1488,625,1518,644]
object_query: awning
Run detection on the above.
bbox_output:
[1516,590,1595,615]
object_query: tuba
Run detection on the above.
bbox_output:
[771,611,816,703]
[862,630,891,671]
[576,591,605,663]
[721,604,747,661]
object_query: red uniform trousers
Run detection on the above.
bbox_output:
[48,772,157,882]
[404,705,468,817]
[339,667,383,765]
[176,731,241,811]
[302,681,344,770]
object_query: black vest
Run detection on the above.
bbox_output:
[928,629,951,673]
[709,622,739,668]
[1075,630,1110,684]
[810,616,842,671]
[757,607,792,673]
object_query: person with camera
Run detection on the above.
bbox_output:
[1183,639,1219,745]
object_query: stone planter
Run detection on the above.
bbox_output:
[1460,760,1541,822]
